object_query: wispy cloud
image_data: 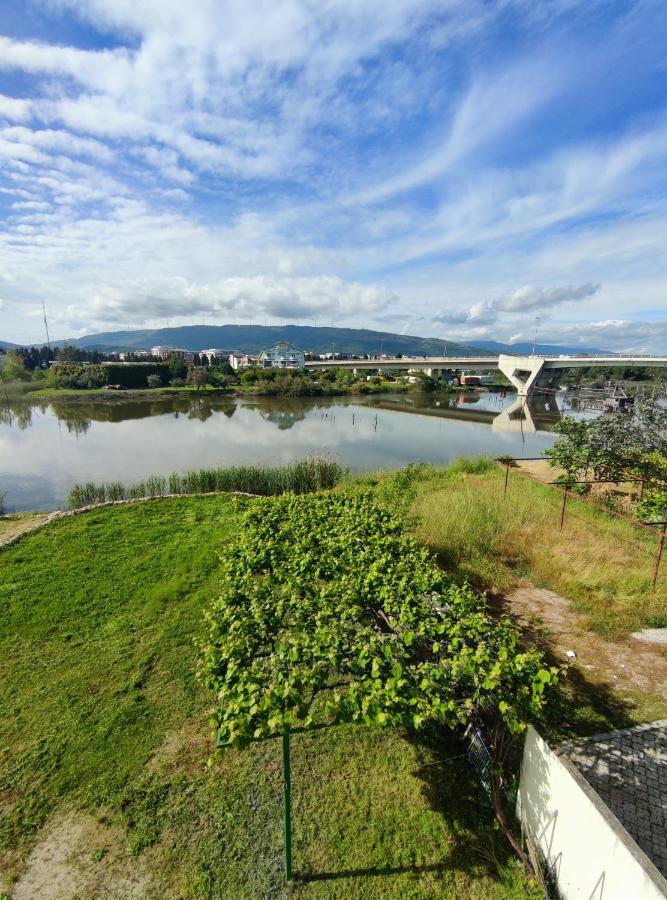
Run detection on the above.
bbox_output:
[0,0,665,348]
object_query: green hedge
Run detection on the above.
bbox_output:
[50,362,169,389]
[103,363,168,388]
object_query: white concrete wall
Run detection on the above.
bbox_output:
[517,726,667,899]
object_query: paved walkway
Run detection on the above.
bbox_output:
[561,721,667,878]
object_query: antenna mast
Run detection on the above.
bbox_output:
[41,300,52,350]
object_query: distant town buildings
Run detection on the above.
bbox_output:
[229,352,257,370]
[200,348,226,364]
[111,342,324,370]
[149,346,194,363]
[257,341,305,370]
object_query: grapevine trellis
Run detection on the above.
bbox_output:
[198,492,558,880]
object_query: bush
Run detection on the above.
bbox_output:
[637,489,667,523]
[147,374,162,389]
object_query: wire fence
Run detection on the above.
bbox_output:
[495,458,666,590]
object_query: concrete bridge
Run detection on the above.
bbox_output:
[305,354,667,397]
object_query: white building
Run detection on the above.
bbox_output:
[200,348,226,365]
[229,352,256,370]
[257,341,305,370]
[150,346,193,363]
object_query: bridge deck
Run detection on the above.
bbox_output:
[306,355,667,370]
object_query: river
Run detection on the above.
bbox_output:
[0,391,590,512]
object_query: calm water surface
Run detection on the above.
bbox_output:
[0,392,588,512]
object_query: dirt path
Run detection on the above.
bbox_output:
[503,584,667,700]
[7,812,149,899]
[0,514,49,544]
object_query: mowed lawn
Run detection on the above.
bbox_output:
[0,495,538,899]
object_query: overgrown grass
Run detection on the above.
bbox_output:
[0,494,539,898]
[67,457,343,508]
[364,458,665,639]
[0,380,44,399]
[344,458,667,735]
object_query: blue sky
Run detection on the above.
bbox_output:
[0,0,666,350]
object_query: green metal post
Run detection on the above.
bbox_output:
[283,730,292,881]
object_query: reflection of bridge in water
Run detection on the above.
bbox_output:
[368,394,562,433]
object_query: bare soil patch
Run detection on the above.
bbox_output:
[9,811,150,900]
[503,584,667,701]
[146,717,211,777]
[0,513,48,543]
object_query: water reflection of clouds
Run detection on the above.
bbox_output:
[0,397,561,511]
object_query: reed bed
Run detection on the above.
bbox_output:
[67,457,343,509]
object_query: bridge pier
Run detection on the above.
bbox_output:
[497,355,562,397]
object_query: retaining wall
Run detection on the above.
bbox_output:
[517,725,667,898]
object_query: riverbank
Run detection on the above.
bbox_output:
[24,384,236,401]
[4,378,490,403]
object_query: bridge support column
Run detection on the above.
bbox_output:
[497,355,548,397]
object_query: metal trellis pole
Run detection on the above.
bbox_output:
[283,730,292,881]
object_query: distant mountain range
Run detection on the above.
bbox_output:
[61,324,483,357]
[1,325,614,357]
[474,339,610,356]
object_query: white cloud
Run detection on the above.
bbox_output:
[86,275,396,324]
[494,283,600,312]
[0,94,32,122]
[433,282,600,327]
[0,0,665,353]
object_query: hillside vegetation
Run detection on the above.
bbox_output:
[68,323,481,356]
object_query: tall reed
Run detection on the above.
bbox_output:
[67,457,342,509]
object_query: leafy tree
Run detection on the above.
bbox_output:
[546,399,667,485]
[168,356,187,381]
[0,351,29,382]
[147,374,162,389]
[186,366,208,391]
[199,493,558,871]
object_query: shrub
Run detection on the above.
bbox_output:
[147,374,162,389]
[637,489,667,523]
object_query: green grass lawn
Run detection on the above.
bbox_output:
[0,494,538,898]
